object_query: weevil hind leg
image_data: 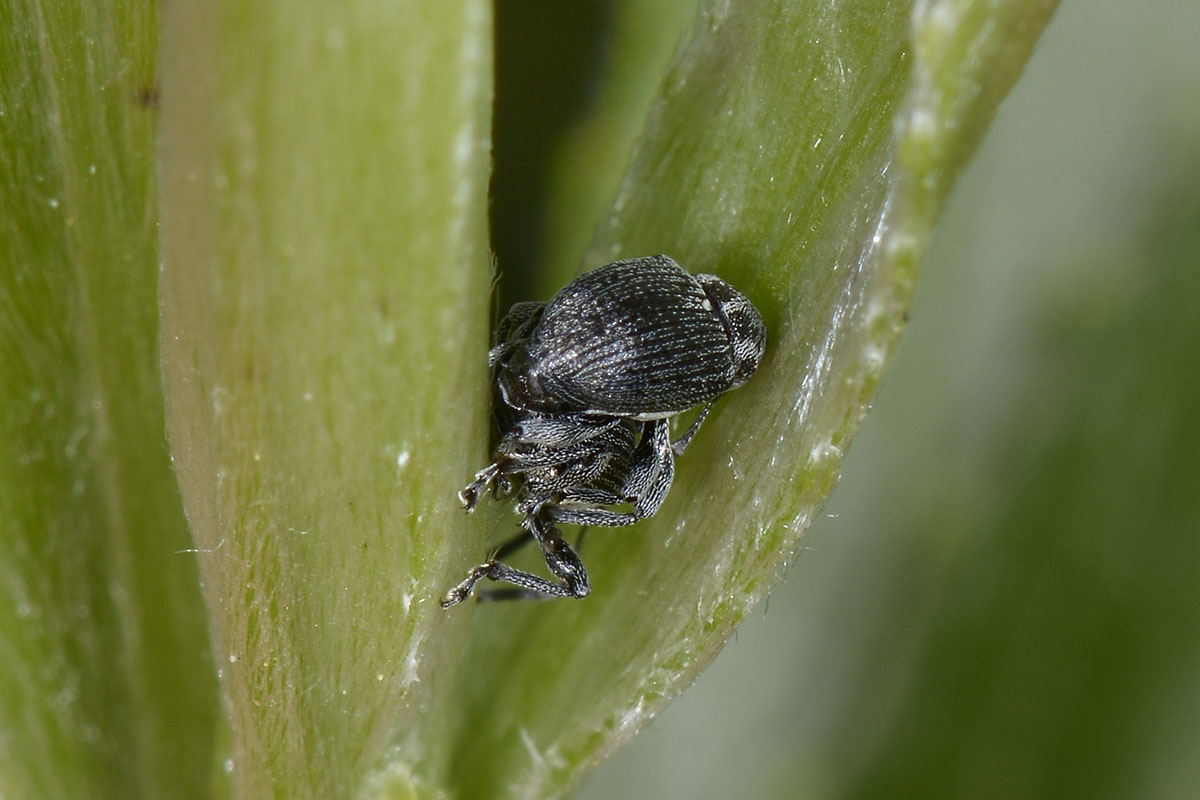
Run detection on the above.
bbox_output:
[450,529,556,604]
[440,560,586,607]
[439,517,590,607]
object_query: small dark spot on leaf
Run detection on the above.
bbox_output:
[136,85,160,109]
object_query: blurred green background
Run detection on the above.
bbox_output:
[569,1,1200,798]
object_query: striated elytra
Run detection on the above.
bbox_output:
[496,255,765,418]
[442,255,765,607]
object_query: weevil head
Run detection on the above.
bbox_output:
[497,352,545,412]
[697,274,766,390]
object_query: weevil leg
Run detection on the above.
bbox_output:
[624,419,675,518]
[542,483,632,525]
[463,417,603,512]
[441,562,497,607]
[556,476,662,534]
[529,516,590,597]
[555,487,626,507]
[548,421,676,527]
[550,506,638,527]
[491,301,544,355]
[440,517,590,607]
[625,421,669,494]
[476,524,590,603]
[441,559,584,607]
[505,413,622,450]
[671,401,714,455]
[458,460,504,510]
[456,528,544,603]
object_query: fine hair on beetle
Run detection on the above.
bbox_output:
[442,254,765,607]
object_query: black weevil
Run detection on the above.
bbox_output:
[442,255,765,606]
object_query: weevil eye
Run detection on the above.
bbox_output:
[697,274,766,388]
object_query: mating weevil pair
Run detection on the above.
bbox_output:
[441,254,766,607]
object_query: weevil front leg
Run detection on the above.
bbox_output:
[458,460,505,510]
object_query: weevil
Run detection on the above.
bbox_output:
[442,255,765,607]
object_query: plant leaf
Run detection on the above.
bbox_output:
[0,1,218,797]
[157,1,493,797]
[447,1,1058,797]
